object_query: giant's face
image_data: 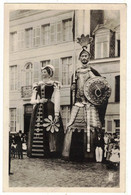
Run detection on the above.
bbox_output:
[41,69,50,79]
[80,52,89,66]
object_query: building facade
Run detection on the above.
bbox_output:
[9,10,120,135]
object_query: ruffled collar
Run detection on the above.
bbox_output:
[38,80,54,86]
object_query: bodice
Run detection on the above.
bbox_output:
[37,83,54,100]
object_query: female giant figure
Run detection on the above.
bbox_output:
[27,65,64,158]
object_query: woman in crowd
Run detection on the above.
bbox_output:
[27,65,64,158]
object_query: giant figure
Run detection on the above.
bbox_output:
[27,65,64,158]
[62,35,111,161]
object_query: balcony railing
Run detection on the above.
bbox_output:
[21,85,32,98]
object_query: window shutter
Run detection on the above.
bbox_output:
[16,107,20,123]
[52,59,59,81]
[14,66,18,90]
[33,28,36,46]
[18,31,21,49]
[33,62,39,82]
[21,69,25,86]
[57,22,62,43]
[103,42,108,58]
[36,27,40,46]
[50,23,56,44]
[33,27,40,46]
[17,64,21,91]
[107,120,112,133]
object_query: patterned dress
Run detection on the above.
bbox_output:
[27,80,64,158]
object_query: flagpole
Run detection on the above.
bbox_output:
[72,10,76,105]
[72,10,76,81]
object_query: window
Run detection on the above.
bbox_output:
[107,120,112,133]
[41,60,51,67]
[95,35,109,59]
[62,19,72,42]
[33,26,40,47]
[41,24,50,45]
[61,106,70,131]
[25,28,33,48]
[61,57,72,85]
[10,65,17,91]
[114,120,120,134]
[10,108,16,132]
[10,32,17,52]
[18,31,24,49]
[25,63,33,86]
[117,40,120,57]
[115,75,120,102]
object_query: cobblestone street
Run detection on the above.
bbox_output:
[9,155,119,188]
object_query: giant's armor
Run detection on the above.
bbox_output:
[62,65,111,160]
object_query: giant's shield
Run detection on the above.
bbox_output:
[84,76,111,106]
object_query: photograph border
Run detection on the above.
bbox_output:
[3,3,126,193]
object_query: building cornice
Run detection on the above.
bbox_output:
[89,57,120,65]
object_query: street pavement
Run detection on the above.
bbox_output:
[9,155,119,187]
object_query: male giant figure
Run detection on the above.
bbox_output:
[62,46,111,161]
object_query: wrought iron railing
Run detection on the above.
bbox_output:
[21,85,32,98]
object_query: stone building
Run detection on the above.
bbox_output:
[9,10,120,135]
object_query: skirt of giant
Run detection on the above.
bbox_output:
[62,103,102,161]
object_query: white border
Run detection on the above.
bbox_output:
[1,1,130,195]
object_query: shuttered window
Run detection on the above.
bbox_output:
[61,57,72,85]
[62,19,72,42]
[18,31,25,50]
[41,60,51,67]
[52,59,60,81]
[25,28,33,48]
[107,120,112,133]
[10,108,16,132]
[33,26,40,47]
[95,35,109,59]
[10,31,17,52]
[41,24,50,45]
[114,120,120,134]
[57,22,62,42]
[10,65,17,91]
[25,63,33,86]
[50,23,56,44]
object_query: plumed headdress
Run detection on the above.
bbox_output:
[77,34,93,59]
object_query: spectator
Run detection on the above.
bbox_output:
[95,130,104,162]
[9,133,13,175]
[103,132,109,159]
[15,130,24,159]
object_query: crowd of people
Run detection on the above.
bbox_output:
[94,131,120,166]
[9,130,27,160]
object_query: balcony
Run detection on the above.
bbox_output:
[21,86,32,98]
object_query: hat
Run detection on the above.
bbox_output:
[41,64,55,77]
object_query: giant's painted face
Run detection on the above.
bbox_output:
[41,69,50,79]
[80,52,89,66]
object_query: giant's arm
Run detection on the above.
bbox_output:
[30,85,40,104]
[54,81,61,116]
[70,73,77,108]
